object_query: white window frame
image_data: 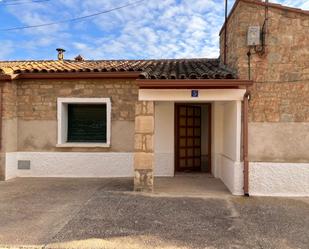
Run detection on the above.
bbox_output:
[57,98,111,147]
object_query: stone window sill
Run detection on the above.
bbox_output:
[56,142,111,148]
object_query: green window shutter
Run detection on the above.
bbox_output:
[67,104,107,143]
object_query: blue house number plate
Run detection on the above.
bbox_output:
[191,90,199,97]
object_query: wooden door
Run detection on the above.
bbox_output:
[175,104,202,172]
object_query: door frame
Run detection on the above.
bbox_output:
[174,103,212,173]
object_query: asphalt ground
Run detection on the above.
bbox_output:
[0,178,308,249]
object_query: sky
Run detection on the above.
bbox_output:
[0,0,308,61]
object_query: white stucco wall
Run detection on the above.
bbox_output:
[222,101,241,161]
[139,89,246,101]
[211,102,224,178]
[250,162,309,197]
[5,152,133,179]
[220,156,244,195]
[211,101,243,194]
[5,153,18,180]
[154,102,175,176]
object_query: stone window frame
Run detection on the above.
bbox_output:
[57,98,111,148]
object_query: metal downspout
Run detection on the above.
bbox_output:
[243,91,249,196]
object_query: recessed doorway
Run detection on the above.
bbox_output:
[175,103,211,173]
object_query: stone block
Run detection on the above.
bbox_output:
[134,152,153,170]
[134,134,143,151]
[281,114,294,122]
[135,116,154,134]
[59,88,72,95]
[268,52,281,64]
[40,85,53,89]
[146,101,154,115]
[120,111,129,119]
[143,134,154,152]
[135,101,154,116]
[301,19,309,27]
[135,102,143,116]
[74,84,85,89]
[134,134,153,152]
[134,169,153,192]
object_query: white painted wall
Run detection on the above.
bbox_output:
[249,162,309,197]
[154,102,175,176]
[5,152,133,179]
[5,153,18,180]
[220,156,244,195]
[6,151,308,196]
[211,101,243,195]
[219,161,309,197]
[211,102,224,178]
[211,100,309,196]
[223,101,241,162]
[139,89,246,101]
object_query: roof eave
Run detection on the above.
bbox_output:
[0,72,141,81]
[136,79,253,89]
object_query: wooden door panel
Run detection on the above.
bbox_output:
[175,104,202,172]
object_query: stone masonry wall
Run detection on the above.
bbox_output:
[16,79,138,121]
[220,0,309,162]
[2,81,17,120]
[5,79,138,153]
[134,101,154,192]
[220,0,309,122]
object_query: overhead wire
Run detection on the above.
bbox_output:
[0,0,145,31]
[0,0,50,6]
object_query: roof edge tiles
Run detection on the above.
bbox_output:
[0,58,238,80]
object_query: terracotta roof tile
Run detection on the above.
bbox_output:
[0,58,237,80]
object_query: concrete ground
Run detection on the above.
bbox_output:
[0,177,308,249]
[154,173,230,197]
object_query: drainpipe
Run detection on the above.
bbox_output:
[264,0,269,36]
[243,90,250,196]
[261,0,269,54]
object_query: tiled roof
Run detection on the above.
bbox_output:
[0,58,237,80]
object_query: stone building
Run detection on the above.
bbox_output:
[0,0,308,196]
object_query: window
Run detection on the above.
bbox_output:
[57,98,111,147]
[68,104,107,143]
